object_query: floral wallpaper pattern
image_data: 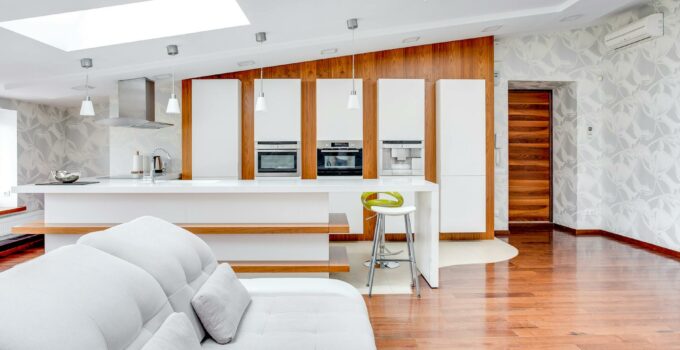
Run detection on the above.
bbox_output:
[495,0,680,251]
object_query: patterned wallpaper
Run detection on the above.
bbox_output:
[495,0,680,251]
[0,98,68,210]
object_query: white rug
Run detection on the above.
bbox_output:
[330,239,518,295]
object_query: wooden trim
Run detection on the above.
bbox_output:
[226,246,350,273]
[181,79,192,180]
[553,224,680,260]
[439,232,487,240]
[509,221,554,232]
[494,230,510,236]
[12,213,350,235]
[0,206,27,217]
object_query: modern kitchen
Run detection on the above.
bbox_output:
[4,1,677,349]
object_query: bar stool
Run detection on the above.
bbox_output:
[362,193,420,298]
[361,192,404,269]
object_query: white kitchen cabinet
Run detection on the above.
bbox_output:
[439,175,486,232]
[436,79,486,233]
[192,79,241,178]
[329,192,363,234]
[378,79,425,141]
[254,79,301,141]
[436,79,486,176]
[316,79,363,141]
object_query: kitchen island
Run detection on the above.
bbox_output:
[13,178,440,287]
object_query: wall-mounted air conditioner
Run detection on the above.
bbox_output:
[604,13,663,51]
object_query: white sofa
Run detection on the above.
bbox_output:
[0,216,376,350]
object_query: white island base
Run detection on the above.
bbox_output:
[15,178,440,287]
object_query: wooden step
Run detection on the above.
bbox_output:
[11,213,350,235]
[227,246,350,273]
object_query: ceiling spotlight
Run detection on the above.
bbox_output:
[402,36,420,43]
[560,14,583,22]
[237,60,255,67]
[321,48,338,55]
[482,25,503,32]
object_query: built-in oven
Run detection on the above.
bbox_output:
[255,141,301,177]
[317,141,363,177]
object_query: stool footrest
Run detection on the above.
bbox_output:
[375,258,415,263]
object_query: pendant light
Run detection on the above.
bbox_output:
[166,44,181,114]
[255,32,267,112]
[346,18,360,110]
[79,58,95,116]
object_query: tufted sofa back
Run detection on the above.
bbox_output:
[0,244,174,350]
[78,216,218,340]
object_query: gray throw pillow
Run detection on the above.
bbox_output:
[191,263,251,344]
[141,312,201,350]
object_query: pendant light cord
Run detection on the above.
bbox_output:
[85,73,89,97]
[351,28,356,91]
[260,41,265,96]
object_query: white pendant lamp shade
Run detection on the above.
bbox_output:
[166,93,180,114]
[255,93,267,112]
[347,91,360,110]
[80,96,95,116]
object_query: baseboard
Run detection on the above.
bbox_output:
[554,224,680,260]
[494,230,510,236]
[509,221,554,232]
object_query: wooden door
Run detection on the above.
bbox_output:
[508,90,552,222]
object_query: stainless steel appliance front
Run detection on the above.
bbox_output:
[379,140,424,176]
[317,140,363,177]
[255,141,301,177]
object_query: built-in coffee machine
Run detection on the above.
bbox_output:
[379,140,424,176]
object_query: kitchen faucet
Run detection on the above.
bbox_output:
[150,148,172,184]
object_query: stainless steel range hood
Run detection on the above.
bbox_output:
[96,78,173,129]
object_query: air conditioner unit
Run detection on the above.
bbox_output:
[604,13,663,51]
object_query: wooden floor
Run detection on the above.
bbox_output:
[2,231,680,349]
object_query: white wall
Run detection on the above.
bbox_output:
[496,0,680,251]
[0,108,17,207]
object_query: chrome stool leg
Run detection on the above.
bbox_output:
[368,214,384,297]
[404,214,420,297]
[366,214,382,287]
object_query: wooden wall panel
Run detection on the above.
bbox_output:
[182,36,495,240]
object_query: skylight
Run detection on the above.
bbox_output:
[0,0,250,51]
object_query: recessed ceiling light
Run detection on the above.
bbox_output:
[237,60,255,67]
[72,85,95,91]
[0,0,250,51]
[321,48,338,55]
[402,36,420,43]
[482,25,503,32]
[152,73,173,80]
[560,14,584,22]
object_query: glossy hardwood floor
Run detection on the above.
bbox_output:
[2,232,680,349]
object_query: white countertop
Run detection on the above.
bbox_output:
[13,177,438,194]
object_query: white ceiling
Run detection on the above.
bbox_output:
[0,0,644,106]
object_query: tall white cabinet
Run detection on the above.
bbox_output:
[377,79,425,234]
[436,79,486,233]
[192,79,241,179]
[317,79,364,234]
[254,79,301,141]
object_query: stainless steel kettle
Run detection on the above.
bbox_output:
[152,155,164,173]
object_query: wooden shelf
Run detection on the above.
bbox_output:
[228,246,349,273]
[12,213,350,235]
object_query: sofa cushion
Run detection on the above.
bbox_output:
[78,216,218,340]
[192,264,251,344]
[0,245,173,350]
[200,279,376,350]
[141,313,201,350]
